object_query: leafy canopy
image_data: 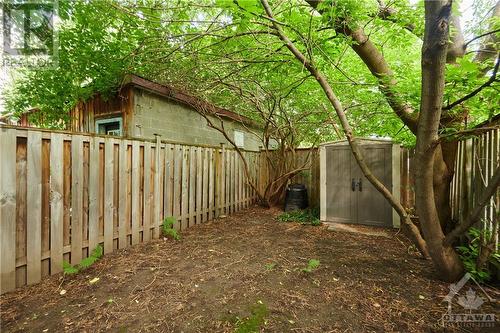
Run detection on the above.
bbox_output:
[3,0,498,146]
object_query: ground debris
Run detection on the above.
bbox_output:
[1,207,496,332]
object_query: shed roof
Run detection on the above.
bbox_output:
[319,137,394,147]
[123,74,257,127]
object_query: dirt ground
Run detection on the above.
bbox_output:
[1,207,498,333]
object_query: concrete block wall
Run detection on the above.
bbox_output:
[131,88,262,151]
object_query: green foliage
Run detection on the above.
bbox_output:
[302,259,320,273]
[63,244,103,275]
[234,301,268,333]
[3,0,496,146]
[278,208,321,226]
[162,217,180,240]
[62,261,79,275]
[264,263,276,271]
[456,227,500,283]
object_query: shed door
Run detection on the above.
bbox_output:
[351,145,392,226]
[324,144,393,227]
[325,147,356,223]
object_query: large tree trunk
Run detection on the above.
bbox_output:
[432,141,459,232]
[416,0,464,282]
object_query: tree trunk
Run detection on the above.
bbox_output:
[432,141,458,232]
[416,0,464,282]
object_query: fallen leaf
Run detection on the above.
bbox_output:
[89,277,100,284]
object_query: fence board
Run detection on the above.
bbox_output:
[131,141,140,245]
[189,148,196,227]
[70,136,84,265]
[196,148,203,224]
[153,137,162,239]
[26,131,42,284]
[181,147,189,230]
[173,145,182,230]
[104,138,115,254]
[118,141,128,247]
[209,149,215,220]
[164,144,173,219]
[202,149,209,222]
[143,142,151,241]
[15,137,27,288]
[88,138,100,252]
[1,129,18,292]
[50,134,64,274]
[41,140,50,277]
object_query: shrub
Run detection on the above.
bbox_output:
[162,217,180,240]
[456,227,500,283]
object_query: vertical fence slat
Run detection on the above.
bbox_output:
[0,129,17,293]
[173,145,182,230]
[118,141,128,247]
[71,136,84,265]
[220,145,225,216]
[181,147,189,230]
[196,148,203,224]
[153,137,162,239]
[103,139,115,254]
[209,149,215,220]
[189,148,196,226]
[202,149,208,222]
[50,134,64,274]
[88,137,99,252]
[131,141,140,245]
[143,142,152,241]
[214,148,220,218]
[164,144,173,219]
[26,131,42,285]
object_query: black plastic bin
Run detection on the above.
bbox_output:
[284,184,309,212]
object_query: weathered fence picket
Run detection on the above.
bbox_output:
[0,126,261,294]
[450,128,500,232]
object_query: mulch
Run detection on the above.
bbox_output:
[1,207,498,332]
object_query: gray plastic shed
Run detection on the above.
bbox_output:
[319,138,401,228]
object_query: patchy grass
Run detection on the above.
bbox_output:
[277,208,321,226]
[234,301,268,333]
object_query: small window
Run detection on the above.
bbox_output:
[95,117,123,136]
[234,130,245,148]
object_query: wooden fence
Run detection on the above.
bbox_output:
[450,128,499,230]
[290,148,320,208]
[0,126,267,294]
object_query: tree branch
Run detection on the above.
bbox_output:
[443,53,500,111]
[305,0,419,134]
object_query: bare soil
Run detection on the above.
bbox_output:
[1,207,498,332]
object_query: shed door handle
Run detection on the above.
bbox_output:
[351,178,356,191]
[358,178,362,192]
